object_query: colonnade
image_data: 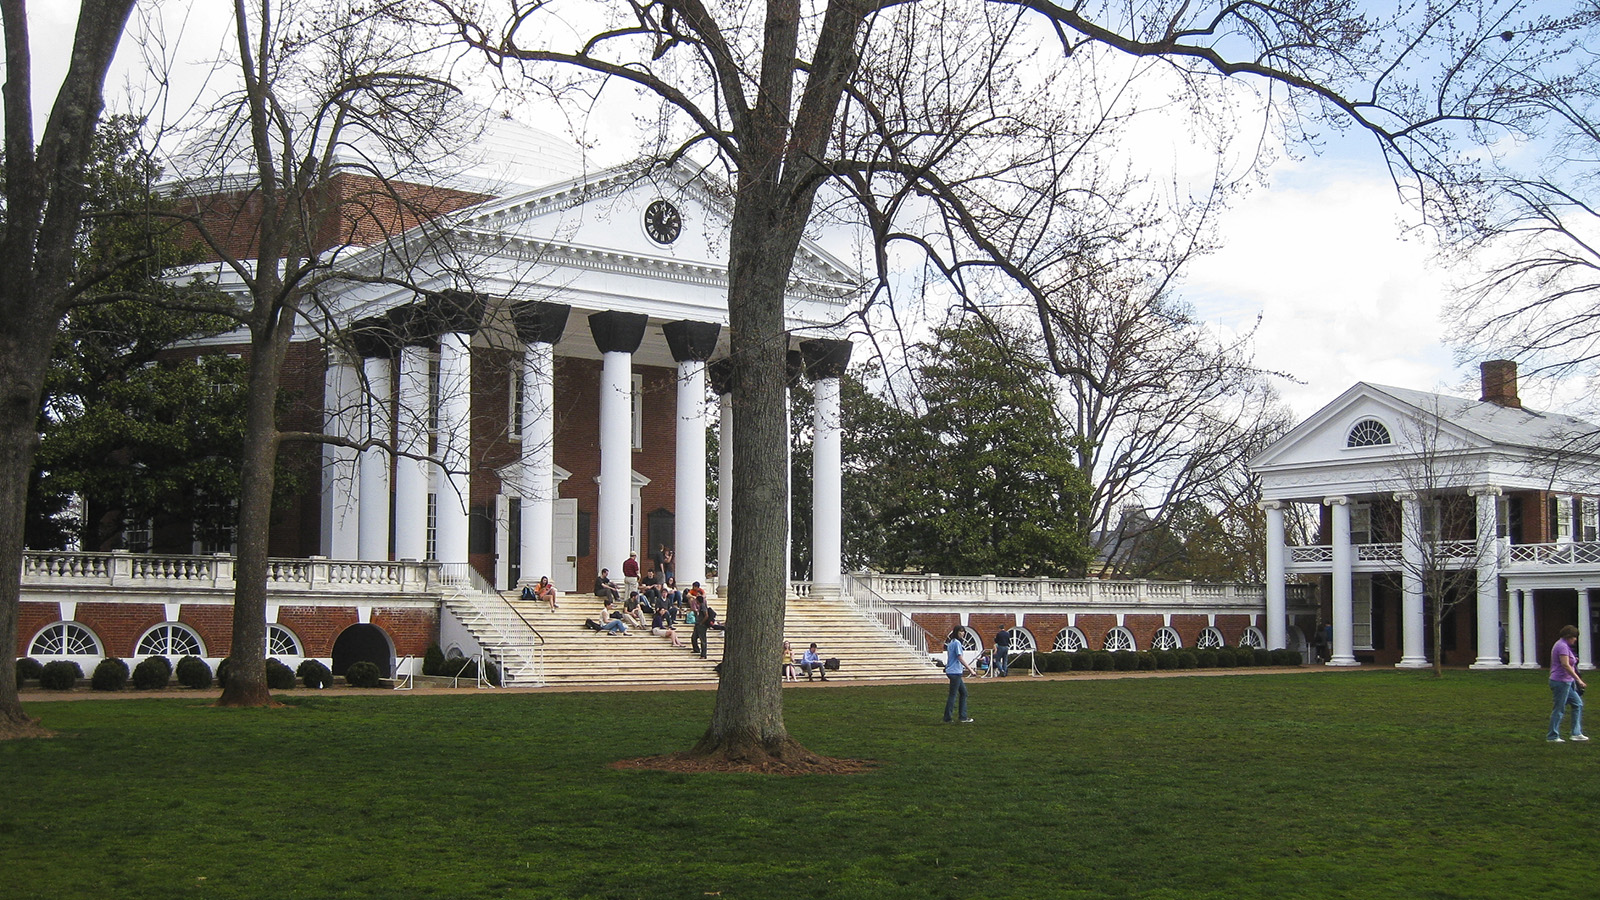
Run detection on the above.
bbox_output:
[320,294,851,593]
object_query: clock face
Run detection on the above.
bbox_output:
[644,199,683,245]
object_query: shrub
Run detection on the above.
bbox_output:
[1091,651,1114,671]
[1196,649,1218,668]
[1137,651,1157,671]
[215,657,233,688]
[39,660,82,691]
[1154,650,1178,670]
[1234,649,1254,668]
[1070,651,1095,671]
[1050,652,1074,673]
[297,658,334,689]
[265,658,297,690]
[92,657,130,691]
[1270,648,1303,666]
[1005,652,1032,673]
[422,644,445,676]
[131,656,172,690]
[1176,651,1199,669]
[1112,650,1140,671]
[1215,648,1237,668]
[345,660,383,688]
[175,655,213,689]
[1254,648,1274,666]
[15,657,44,682]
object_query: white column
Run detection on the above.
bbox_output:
[1396,491,1429,668]
[433,332,472,566]
[811,375,843,597]
[520,341,555,584]
[321,351,362,559]
[1470,487,1503,668]
[597,350,633,579]
[1522,588,1538,668]
[675,359,708,589]
[717,391,733,597]
[1580,589,1595,671]
[1507,589,1524,668]
[784,380,793,592]
[357,355,392,560]
[1327,496,1359,666]
[1261,500,1286,650]
[393,344,431,560]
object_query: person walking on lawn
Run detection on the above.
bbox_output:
[944,626,974,724]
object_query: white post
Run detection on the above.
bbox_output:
[1580,588,1594,671]
[1470,487,1503,668]
[1507,589,1524,668]
[597,350,633,580]
[1522,588,1538,668]
[521,341,555,584]
[1327,496,1359,666]
[357,355,392,561]
[1262,500,1286,650]
[1396,491,1429,668]
[393,344,431,560]
[811,374,843,597]
[321,350,362,559]
[433,331,472,566]
[674,359,708,589]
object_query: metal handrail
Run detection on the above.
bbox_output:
[841,573,935,656]
[393,655,414,691]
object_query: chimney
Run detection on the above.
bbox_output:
[1480,359,1521,409]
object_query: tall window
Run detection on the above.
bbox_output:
[1351,505,1372,544]
[1584,498,1598,543]
[1555,496,1574,542]
[509,367,525,440]
[631,373,644,450]
[426,493,438,561]
[1352,576,1374,650]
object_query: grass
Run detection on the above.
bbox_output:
[1,669,1593,900]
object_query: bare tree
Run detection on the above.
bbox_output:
[1,0,140,739]
[407,0,1600,767]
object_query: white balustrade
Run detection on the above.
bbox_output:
[21,550,438,598]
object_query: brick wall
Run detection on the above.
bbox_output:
[278,606,360,657]
[181,604,236,657]
[73,602,167,658]
[372,608,439,656]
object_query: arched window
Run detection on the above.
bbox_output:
[1103,627,1137,652]
[30,622,102,656]
[959,629,982,654]
[267,624,302,658]
[1152,627,1182,651]
[1347,419,1392,447]
[1009,628,1037,654]
[1053,627,1087,653]
[137,623,205,658]
[1197,627,1225,649]
[1239,627,1266,650]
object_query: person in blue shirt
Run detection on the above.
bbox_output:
[801,642,828,681]
[944,627,974,723]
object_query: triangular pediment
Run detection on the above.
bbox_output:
[1250,383,1492,473]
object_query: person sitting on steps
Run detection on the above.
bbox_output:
[801,642,828,681]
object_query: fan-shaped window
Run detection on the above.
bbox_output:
[30,622,102,656]
[1197,627,1225,649]
[267,624,302,657]
[1103,627,1137,651]
[1239,627,1266,650]
[1347,419,1391,447]
[1053,627,1087,653]
[1152,627,1183,651]
[137,623,205,657]
[1009,628,1037,654]
[960,629,982,653]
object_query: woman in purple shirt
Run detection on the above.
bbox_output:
[1548,624,1588,743]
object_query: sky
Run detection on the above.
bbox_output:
[14,2,1498,424]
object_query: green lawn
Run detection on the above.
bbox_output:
[1,670,1590,900]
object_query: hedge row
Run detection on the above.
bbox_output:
[14,655,351,691]
[1005,647,1302,673]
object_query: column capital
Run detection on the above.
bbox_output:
[1323,495,1351,507]
[708,358,735,396]
[1469,484,1504,497]
[1257,499,1284,512]
[588,310,649,354]
[663,320,721,362]
[786,347,805,387]
[1392,491,1418,502]
[388,290,486,344]
[799,338,853,380]
[511,301,570,345]
[348,316,398,359]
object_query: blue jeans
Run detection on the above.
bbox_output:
[944,674,968,721]
[602,619,627,633]
[1550,679,1584,739]
[996,650,1009,676]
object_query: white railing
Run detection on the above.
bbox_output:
[848,572,1306,607]
[841,575,936,655]
[1506,541,1600,567]
[21,550,440,594]
[440,573,544,687]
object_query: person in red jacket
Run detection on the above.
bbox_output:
[622,551,640,594]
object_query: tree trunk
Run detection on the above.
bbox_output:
[215,316,291,707]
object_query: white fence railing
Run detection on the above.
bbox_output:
[840,575,933,656]
[849,572,1308,607]
[22,550,441,594]
[1286,539,1600,572]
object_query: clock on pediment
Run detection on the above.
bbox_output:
[643,199,683,245]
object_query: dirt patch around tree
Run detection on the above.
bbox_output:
[611,751,878,775]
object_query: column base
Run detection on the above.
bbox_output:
[1469,658,1505,669]
[1395,657,1431,669]
[1325,657,1361,667]
[807,583,842,601]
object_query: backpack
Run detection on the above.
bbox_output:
[521,586,536,601]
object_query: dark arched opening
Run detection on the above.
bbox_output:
[331,623,393,676]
